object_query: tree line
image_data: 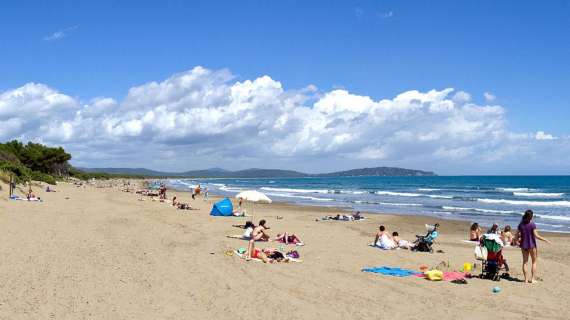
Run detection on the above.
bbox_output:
[0,140,143,184]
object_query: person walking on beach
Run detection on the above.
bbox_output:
[517,209,551,284]
[203,187,208,201]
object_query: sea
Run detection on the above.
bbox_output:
[166,176,570,232]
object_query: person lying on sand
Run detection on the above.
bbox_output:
[246,244,288,263]
[392,232,412,249]
[274,233,304,246]
[247,220,271,260]
[176,203,194,210]
[232,209,247,217]
[321,211,364,221]
[232,221,254,229]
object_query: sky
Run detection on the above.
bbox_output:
[0,0,569,175]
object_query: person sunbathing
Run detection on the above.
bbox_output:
[392,231,412,249]
[246,244,287,263]
[176,201,194,210]
[330,214,352,221]
[247,220,271,260]
[373,225,397,249]
[232,209,247,217]
[274,233,304,246]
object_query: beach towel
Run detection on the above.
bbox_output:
[415,271,467,281]
[10,195,42,202]
[361,266,419,277]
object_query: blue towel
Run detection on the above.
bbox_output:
[362,266,419,277]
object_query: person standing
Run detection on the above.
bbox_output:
[203,187,209,201]
[517,209,551,284]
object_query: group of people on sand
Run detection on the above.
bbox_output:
[469,222,516,246]
[321,211,364,221]
[372,225,418,250]
[233,219,304,263]
[470,209,551,284]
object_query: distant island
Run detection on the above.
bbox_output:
[80,166,436,178]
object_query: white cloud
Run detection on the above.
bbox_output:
[381,11,394,18]
[535,131,556,140]
[43,26,78,41]
[452,90,471,104]
[0,66,568,173]
[484,92,496,102]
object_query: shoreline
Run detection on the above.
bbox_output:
[163,176,570,234]
[170,185,570,236]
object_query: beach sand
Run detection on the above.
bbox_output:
[1,181,569,320]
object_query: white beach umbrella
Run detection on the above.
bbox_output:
[235,190,272,219]
[235,190,272,203]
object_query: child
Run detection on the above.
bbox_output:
[501,225,515,246]
[469,223,482,241]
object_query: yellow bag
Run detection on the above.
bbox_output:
[425,269,444,281]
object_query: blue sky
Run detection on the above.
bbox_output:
[1,1,569,173]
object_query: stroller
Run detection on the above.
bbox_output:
[476,234,510,281]
[412,223,439,253]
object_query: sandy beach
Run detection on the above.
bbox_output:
[1,181,570,320]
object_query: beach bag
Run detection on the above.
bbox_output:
[286,250,300,259]
[474,245,487,260]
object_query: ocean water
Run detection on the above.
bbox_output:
[166,176,570,232]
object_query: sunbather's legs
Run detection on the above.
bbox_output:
[521,249,530,282]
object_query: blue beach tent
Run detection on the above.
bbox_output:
[210,198,233,216]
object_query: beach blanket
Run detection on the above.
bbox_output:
[362,266,420,277]
[9,196,42,202]
[415,271,466,281]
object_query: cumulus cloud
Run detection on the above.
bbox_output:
[0,66,568,173]
[484,92,496,102]
[535,131,556,140]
